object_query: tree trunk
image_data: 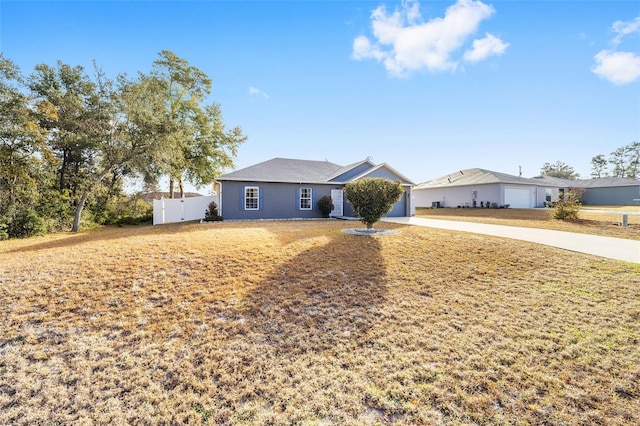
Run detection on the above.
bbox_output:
[72,191,90,232]
[169,179,174,198]
[366,222,373,229]
[179,178,184,198]
[71,168,111,232]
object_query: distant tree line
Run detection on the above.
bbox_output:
[590,142,640,179]
[540,141,639,180]
[0,51,246,238]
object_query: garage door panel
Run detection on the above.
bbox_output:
[505,188,532,208]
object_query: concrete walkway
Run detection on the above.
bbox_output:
[381,217,640,264]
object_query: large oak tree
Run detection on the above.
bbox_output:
[147,50,246,197]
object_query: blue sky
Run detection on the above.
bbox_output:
[2,0,639,191]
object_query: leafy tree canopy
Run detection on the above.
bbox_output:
[344,178,404,229]
[540,161,580,180]
[0,51,245,235]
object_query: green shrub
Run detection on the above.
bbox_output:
[344,178,404,229]
[0,219,8,241]
[551,190,582,220]
[113,212,154,226]
[317,195,334,218]
[9,208,47,238]
[204,201,223,222]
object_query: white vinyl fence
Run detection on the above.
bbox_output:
[153,195,218,225]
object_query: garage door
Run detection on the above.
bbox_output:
[504,188,533,208]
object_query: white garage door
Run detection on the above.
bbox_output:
[504,188,533,208]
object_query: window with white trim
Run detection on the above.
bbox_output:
[245,186,259,210]
[299,188,312,210]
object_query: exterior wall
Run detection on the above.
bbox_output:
[414,184,502,208]
[220,181,340,220]
[364,167,407,182]
[582,186,640,205]
[541,187,560,206]
[387,191,407,216]
[221,180,412,219]
[415,184,555,208]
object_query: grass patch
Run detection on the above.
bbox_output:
[1,220,639,424]
[416,207,640,240]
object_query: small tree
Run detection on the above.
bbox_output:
[551,189,583,220]
[317,195,334,218]
[344,178,404,229]
[203,200,222,222]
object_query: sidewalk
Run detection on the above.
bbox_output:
[381,217,640,264]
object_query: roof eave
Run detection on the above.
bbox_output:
[217,177,343,185]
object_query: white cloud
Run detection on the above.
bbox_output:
[463,33,509,62]
[611,16,640,45]
[249,86,269,99]
[591,14,640,84]
[592,50,640,85]
[351,0,508,77]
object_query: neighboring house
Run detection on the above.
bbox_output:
[413,168,561,209]
[215,157,415,220]
[533,176,640,206]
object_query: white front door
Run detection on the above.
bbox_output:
[330,189,343,217]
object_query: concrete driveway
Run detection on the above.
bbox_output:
[382,217,640,264]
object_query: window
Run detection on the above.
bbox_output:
[299,188,312,210]
[545,188,552,202]
[245,186,259,210]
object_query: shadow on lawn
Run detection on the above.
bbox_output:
[5,221,216,254]
[238,230,388,355]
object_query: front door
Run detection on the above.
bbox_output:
[330,189,343,217]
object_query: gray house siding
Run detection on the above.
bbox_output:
[582,186,640,206]
[388,191,408,216]
[221,181,338,220]
[329,162,373,182]
[217,158,415,220]
[340,192,407,217]
[221,181,410,220]
[363,167,401,181]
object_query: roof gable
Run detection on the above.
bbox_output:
[354,163,415,185]
[327,159,375,182]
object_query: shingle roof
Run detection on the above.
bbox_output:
[218,157,414,185]
[217,158,345,183]
[414,168,544,189]
[533,175,640,188]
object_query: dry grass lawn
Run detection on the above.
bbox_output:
[416,207,640,240]
[1,220,639,425]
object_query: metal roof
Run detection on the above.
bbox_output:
[414,168,547,189]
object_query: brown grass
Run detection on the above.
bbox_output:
[1,221,639,425]
[415,207,640,240]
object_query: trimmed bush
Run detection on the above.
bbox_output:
[204,201,223,222]
[344,178,404,229]
[317,195,334,218]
